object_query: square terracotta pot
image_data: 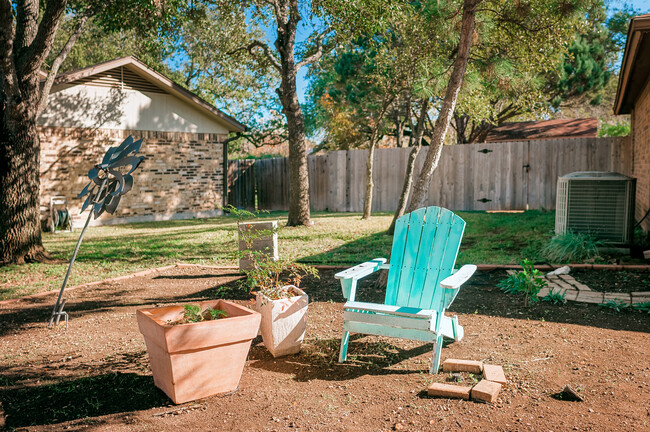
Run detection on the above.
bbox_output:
[137,300,261,404]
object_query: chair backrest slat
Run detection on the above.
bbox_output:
[406,206,442,307]
[394,207,427,306]
[385,212,410,305]
[385,206,465,310]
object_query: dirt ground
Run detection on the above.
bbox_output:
[0,267,648,432]
[571,269,649,293]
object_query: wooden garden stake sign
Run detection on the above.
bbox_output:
[48,136,145,328]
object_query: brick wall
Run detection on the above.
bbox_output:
[632,78,650,232]
[39,127,227,227]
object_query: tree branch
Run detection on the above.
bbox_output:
[37,14,89,116]
[15,0,39,53]
[296,27,332,70]
[0,0,18,98]
[233,40,282,73]
[17,0,67,78]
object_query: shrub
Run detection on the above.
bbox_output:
[498,259,547,306]
[542,231,604,263]
[542,289,567,305]
[598,300,629,312]
[631,302,650,313]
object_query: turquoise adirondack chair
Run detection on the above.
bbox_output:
[335,206,476,373]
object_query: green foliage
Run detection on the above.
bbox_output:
[631,302,650,314]
[169,304,228,325]
[497,259,547,306]
[542,232,605,263]
[243,259,319,300]
[598,299,629,312]
[542,289,567,305]
[2,210,559,300]
[221,204,268,223]
[598,121,630,137]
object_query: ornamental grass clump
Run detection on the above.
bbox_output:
[542,231,604,263]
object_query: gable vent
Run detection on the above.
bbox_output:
[71,66,167,94]
[555,171,636,244]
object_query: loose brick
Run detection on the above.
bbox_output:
[482,364,507,385]
[427,382,472,400]
[442,359,483,373]
[471,379,502,403]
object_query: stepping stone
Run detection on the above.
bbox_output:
[427,382,472,400]
[442,359,483,373]
[576,292,604,304]
[482,364,507,385]
[603,293,631,304]
[471,379,502,403]
[553,277,575,291]
[563,290,579,302]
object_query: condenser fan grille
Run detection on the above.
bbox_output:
[555,172,635,244]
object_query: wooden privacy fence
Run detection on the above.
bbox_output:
[227,159,256,210]
[228,137,632,212]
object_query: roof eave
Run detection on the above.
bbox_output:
[52,56,247,133]
[614,15,650,115]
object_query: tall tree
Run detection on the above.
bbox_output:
[0,1,178,265]
[451,0,635,144]
[406,0,477,211]
[227,0,332,226]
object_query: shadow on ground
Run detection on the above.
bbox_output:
[247,334,445,382]
[0,372,170,428]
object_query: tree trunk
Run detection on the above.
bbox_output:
[407,0,477,213]
[1,0,68,265]
[362,97,392,220]
[388,98,429,234]
[0,79,51,264]
[275,1,310,227]
[362,133,377,219]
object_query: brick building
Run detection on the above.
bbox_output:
[614,13,650,233]
[37,56,245,227]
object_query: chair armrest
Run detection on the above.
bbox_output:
[440,264,477,289]
[335,258,387,301]
[335,258,387,281]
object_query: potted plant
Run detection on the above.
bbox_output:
[243,259,318,357]
[136,299,261,404]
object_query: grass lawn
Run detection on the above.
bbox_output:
[0,210,555,300]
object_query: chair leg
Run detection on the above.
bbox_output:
[339,330,350,363]
[430,334,444,374]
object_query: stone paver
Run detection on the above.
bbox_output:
[509,268,642,306]
[471,380,502,403]
[575,291,605,304]
[482,364,507,385]
[563,290,579,302]
[442,359,483,373]
[427,383,472,400]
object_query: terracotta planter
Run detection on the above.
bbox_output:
[256,286,308,357]
[136,300,261,404]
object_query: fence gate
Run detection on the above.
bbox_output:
[227,159,256,210]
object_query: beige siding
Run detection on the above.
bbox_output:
[37,84,230,134]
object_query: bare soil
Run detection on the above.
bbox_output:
[0,267,648,431]
[571,269,650,293]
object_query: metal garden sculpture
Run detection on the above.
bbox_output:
[48,136,145,328]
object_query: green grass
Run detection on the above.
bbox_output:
[0,210,555,300]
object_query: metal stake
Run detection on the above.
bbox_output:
[48,174,108,328]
